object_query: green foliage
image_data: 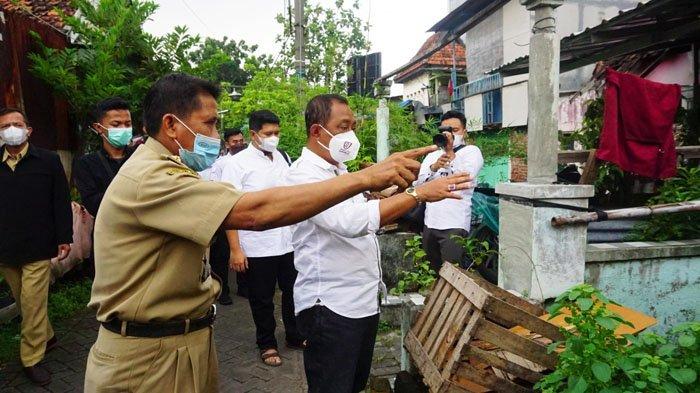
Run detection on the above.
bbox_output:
[222,71,431,164]
[536,284,700,393]
[629,166,700,241]
[377,320,398,334]
[188,37,273,86]
[675,104,700,146]
[467,129,527,165]
[219,69,328,157]
[594,162,625,203]
[275,0,370,91]
[28,0,198,150]
[390,235,436,295]
[560,98,604,150]
[450,235,498,269]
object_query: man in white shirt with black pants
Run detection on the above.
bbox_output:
[220,110,299,367]
[416,110,484,273]
[287,94,476,393]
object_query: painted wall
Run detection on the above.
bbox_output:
[502,0,530,66]
[478,156,510,187]
[465,8,503,82]
[465,94,483,131]
[646,51,694,86]
[585,241,700,334]
[502,76,528,128]
[401,73,431,106]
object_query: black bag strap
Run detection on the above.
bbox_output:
[277,148,292,166]
[453,144,466,154]
[97,150,117,180]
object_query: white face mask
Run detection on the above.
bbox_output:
[453,133,465,147]
[0,126,29,146]
[318,125,361,163]
[254,133,280,153]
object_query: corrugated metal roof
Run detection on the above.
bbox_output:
[498,0,700,76]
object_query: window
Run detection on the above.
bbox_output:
[482,89,502,125]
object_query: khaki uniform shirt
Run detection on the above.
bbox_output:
[2,143,29,171]
[89,138,243,323]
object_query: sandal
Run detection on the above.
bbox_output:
[260,348,282,367]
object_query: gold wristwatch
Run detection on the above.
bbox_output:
[405,186,423,203]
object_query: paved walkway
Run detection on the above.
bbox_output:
[0,285,401,392]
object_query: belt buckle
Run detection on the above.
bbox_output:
[210,304,217,325]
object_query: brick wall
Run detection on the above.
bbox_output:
[510,157,527,182]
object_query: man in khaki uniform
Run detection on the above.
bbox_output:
[84,73,472,392]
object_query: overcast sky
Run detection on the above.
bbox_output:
[144,0,449,94]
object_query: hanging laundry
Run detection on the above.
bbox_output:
[596,67,680,179]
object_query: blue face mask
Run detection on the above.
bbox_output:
[171,115,221,172]
[95,125,133,148]
[106,127,133,148]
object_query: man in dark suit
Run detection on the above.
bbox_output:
[0,107,73,386]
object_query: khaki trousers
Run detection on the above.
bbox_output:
[84,325,219,393]
[0,259,54,367]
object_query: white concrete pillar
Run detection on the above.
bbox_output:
[496,1,595,301]
[522,0,562,184]
[376,99,390,161]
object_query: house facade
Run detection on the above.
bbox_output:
[395,34,467,115]
[446,0,641,131]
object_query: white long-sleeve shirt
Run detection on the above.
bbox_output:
[285,147,385,319]
[416,144,484,231]
[219,145,293,258]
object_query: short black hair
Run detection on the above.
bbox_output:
[91,97,130,124]
[441,110,467,128]
[224,128,243,140]
[142,73,221,137]
[248,110,280,132]
[305,94,349,135]
[0,107,28,125]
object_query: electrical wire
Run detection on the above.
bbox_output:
[179,0,212,36]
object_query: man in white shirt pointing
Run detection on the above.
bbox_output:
[416,111,483,273]
[286,94,476,393]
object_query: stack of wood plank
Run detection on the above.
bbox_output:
[404,263,565,393]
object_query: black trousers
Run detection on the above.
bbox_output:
[246,252,302,349]
[210,229,231,299]
[296,306,379,393]
[422,227,469,273]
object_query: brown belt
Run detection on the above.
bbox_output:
[101,305,216,338]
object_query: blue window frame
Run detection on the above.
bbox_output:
[482,89,502,125]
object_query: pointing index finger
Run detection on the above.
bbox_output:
[401,145,438,160]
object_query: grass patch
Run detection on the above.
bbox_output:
[0,278,92,364]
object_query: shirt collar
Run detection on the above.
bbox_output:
[246,143,272,159]
[144,137,176,157]
[2,143,30,163]
[300,147,345,172]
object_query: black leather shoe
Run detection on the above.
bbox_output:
[23,363,51,386]
[218,293,233,305]
[46,336,58,353]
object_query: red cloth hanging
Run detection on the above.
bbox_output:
[596,68,680,179]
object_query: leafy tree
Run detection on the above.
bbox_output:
[221,70,431,167]
[188,37,273,86]
[275,0,370,92]
[28,0,198,149]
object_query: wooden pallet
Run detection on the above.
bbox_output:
[405,263,565,393]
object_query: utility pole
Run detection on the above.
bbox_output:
[293,0,305,78]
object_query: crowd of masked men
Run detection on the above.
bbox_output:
[0,72,482,392]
